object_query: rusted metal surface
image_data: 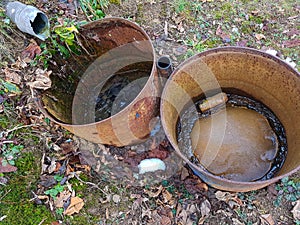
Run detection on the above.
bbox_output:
[36,18,161,147]
[160,47,300,192]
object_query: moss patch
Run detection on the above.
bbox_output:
[0,153,56,225]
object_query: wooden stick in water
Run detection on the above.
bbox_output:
[199,92,228,112]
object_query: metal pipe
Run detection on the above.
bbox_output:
[5,1,50,40]
[156,56,173,79]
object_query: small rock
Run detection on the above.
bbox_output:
[138,158,166,174]
[112,194,121,203]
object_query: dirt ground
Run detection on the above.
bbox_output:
[0,0,299,225]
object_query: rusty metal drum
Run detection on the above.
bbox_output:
[160,47,300,192]
[36,18,161,147]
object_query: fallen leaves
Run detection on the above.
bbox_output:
[232,218,244,225]
[160,215,172,225]
[236,39,248,47]
[198,199,211,224]
[144,185,164,198]
[3,68,21,85]
[27,68,52,90]
[255,33,266,41]
[291,200,300,221]
[176,203,198,225]
[215,191,243,208]
[216,25,231,43]
[64,196,84,215]
[0,158,17,173]
[172,16,185,33]
[260,214,275,225]
[21,39,41,61]
[184,176,208,194]
[36,140,91,217]
[123,139,171,167]
[54,190,71,208]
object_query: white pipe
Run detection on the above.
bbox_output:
[5,1,50,41]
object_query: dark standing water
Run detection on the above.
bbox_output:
[94,70,148,121]
[177,93,287,182]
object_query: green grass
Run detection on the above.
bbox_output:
[78,0,109,21]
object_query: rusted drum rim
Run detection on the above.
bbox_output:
[35,17,159,146]
[160,46,300,192]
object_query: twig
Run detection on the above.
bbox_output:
[0,215,7,222]
[1,140,14,144]
[0,189,11,201]
[74,0,79,16]
[72,172,108,195]
[0,28,18,45]
[0,124,38,138]
[74,33,93,56]
[41,153,46,175]
[38,218,46,225]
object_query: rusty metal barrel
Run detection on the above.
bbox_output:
[160,47,300,192]
[36,18,161,147]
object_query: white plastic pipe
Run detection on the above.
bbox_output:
[5,1,50,41]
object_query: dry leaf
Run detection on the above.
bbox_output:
[255,33,266,40]
[180,167,189,180]
[251,10,260,15]
[267,184,278,196]
[64,196,84,215]
[232,218,245,225]
[37,195,49,201]
[177,22,185,33]
[54,190,71,208]
[284,29,300,36]
[200,199,211,217]
[21,40,41,60]
[215,191,243,208]
[199,199,211,224]
[176,207,188,224]
[3,68,21,85]
[162,189,173,203]
[216,25,231,43]
[11,57,28,69]
[0,158,17,173]
[160,215,172,225]
[285,57,297,68]
[292,200,300,221]
[260,214,275,225]
[48,158,57,174]
[144,185,163,198]
[27,69,52,90]
[215,191,228,201]
[236,39,248,47]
